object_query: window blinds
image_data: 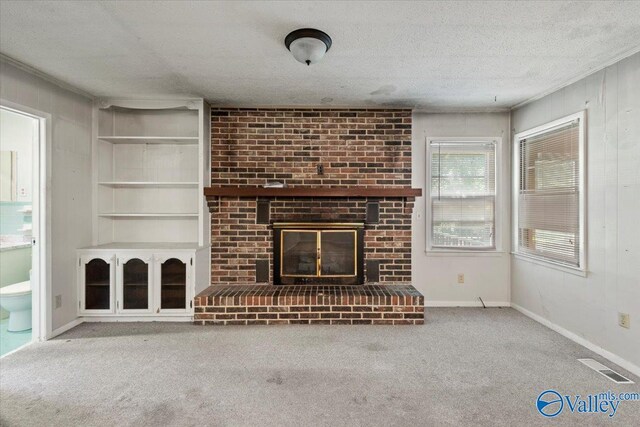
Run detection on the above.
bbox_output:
[430,141,496,249]
[517,120,580,266]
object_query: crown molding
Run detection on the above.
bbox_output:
[511,46,640,111]
[0,53,95,100]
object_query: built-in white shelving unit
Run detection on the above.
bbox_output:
[79,99,211,321]
[93,99,211,246]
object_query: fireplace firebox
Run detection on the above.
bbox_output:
[272,222,365,285]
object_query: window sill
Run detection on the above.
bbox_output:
[511,253,587,277]
[425,250,507,257]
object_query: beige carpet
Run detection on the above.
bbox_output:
[1,308,638,426]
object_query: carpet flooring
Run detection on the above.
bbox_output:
[1,308,638,426]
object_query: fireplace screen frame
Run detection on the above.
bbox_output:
[272,222,365,285]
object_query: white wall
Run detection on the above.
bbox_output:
[0,108,34,201]
[511,52,640,369]
[412,113,511,305]
[1,58,93,330]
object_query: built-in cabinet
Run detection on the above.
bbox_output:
[80,254,115,314]
[156,253,191,313]
[118,254,153,313]
[77,98,211,321]
[78,246,206,318]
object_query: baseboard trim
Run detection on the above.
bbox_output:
[512,303,640,378]
[49,318,84,339]
[81,316,193,322]
[425,301,511,308]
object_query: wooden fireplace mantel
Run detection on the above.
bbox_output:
[204,186,422,199]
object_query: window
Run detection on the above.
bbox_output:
[428,139,498,250]
[513,111,585,270]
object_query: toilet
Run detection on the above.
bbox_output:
[0,281,32,332]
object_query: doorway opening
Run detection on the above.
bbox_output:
[0,105,47,356]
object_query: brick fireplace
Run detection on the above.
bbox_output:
[195,108,425,325]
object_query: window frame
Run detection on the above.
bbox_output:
[426,136,502,253]
[512,111,587,274]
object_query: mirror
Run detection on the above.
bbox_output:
[0,151,17,202]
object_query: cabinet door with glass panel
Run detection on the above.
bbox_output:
[79,254,115,315]
[116,253,153,314]
[153,253,192,314]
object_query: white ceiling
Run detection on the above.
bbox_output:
[1,1,639,110]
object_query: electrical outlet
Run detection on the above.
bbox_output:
[618,313,630,329]
[55,295,62,309]
[317,164,324,175]
[457,273,464,284]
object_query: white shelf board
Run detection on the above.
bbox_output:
[98,181,199,188]
[97,136,199,145]
[80,242,203,250]
[98,213,199,218]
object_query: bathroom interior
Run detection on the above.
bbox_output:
[0,107,35,356]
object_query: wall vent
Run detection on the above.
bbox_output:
[578,358,634,384]
[255,259,270,283]
[366,260,380,283]
[256,200,270,224]
[366,201,380,224]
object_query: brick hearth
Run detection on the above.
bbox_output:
[194,284,424,325]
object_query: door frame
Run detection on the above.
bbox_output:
[0,100,52,341]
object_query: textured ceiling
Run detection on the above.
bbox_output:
[1,1,639,110]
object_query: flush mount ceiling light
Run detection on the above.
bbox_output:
[285,28,332,66]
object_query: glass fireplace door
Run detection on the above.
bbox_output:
[274,225,362,285]
[320,231,357,277]
[281,231,318,277]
